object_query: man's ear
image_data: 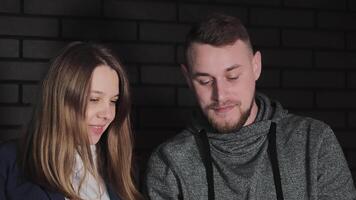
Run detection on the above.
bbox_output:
[181,64,193,89]
[252,51,262,81]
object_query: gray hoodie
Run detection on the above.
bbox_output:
[144,93,356,200]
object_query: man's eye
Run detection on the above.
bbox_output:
[227,76,239,80]
[197,79,212,85]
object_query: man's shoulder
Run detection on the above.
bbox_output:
[153,129,196,155]
[148,128,201,165]
[280,113,331,130]
[277,113,333,141]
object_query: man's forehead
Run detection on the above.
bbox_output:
[189,40,251,54]
[188,40,251,62]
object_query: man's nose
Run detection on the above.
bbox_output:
[212,80,227,103]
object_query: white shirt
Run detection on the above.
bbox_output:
[65,145,110,200]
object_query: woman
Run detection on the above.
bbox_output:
[0,42,142,200]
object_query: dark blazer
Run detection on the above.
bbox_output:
[0,141,121,200]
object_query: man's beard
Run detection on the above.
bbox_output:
[206,100,254,133]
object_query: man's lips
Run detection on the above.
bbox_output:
[211,104,235,113]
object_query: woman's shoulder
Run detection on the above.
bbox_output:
[0,140,21,183]
[0,140,65,200]
[0,140,19,165]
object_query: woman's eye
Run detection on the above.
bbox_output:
[90,98,99,102]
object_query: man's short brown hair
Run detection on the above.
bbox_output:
[184,13,252,67]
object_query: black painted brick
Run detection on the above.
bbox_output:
[0,84,18,103]
[62,20,137,40]
[347,72,356,88]
[346,32,356,49]
[261,89,314,108]
[251,8,313,28]
[135,130,177,150]
[132,86,175,106]
[335,131,356,149]
[0,16,58,37]
[141,66,185,85]
[348,112,356,128]
[23,40,67,59]
[22,84,40,104]
[109,44,175,63]
[177,87,197,106]
[0,106,32,125]
[296,110,346,128]
[249,28,280,47]
[282,70,345,88]
[24,0,100,16]
[316,91,356,108]
[104,1,176,21]
[284,0,346,9]
[318,12,356,30]
[124,64,139,84]
[0,39,19,57]
[347,151,356,169]
[176,44,185,64]
[0,128,22,141]
[348,114,356,132]
[140,23,190,42]
[315,51,356,69]
[262,49,313,68]
[0,0,20,13]
[256,69,280,88]
[351,1,356,11]
[216,0,280,6]
[0,62,48,81]
[179,4,248,23]
[282,30,344,49]
[139,108,191,128]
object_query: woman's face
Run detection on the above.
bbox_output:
[86,65,119,144]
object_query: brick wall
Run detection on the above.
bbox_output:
[1,0,356,180]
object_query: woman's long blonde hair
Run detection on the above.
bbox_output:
[19,42,142,200]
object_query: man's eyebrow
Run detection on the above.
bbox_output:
[226,65,241,72]
[191,72,212,78]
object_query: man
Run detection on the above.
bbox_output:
[144,13,356,200]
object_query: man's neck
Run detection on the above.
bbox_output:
[244,100,259,127]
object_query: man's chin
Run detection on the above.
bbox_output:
[207,113,249,133]
[208,118,240,133]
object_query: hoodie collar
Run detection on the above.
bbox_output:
[189,93,288,156]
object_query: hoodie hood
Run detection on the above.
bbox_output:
[254,93,288,122]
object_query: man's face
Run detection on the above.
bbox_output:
[182,40,261,133]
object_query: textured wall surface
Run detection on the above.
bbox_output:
[0,0,356,180]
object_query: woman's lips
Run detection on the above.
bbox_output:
[89,125,105,135]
